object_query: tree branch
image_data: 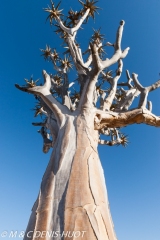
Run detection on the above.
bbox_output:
[94,108,160,129]
[86,20,129,71]
[38,126,53,153]
[115,88,139,111]
[101,21,130,69]
[71,9,90,35]
[115,70,139,111]
[77,34,125,110]
[80,72,100,109]
[98,139,120,146]
[51,8,92,75]
[147,101,152,112]
[102,59,123,111]
[66,36,89,75]
[118,70,133,89]
[15,70,69,126]
[132,73,160,108]
[89,21,130,71]
[32,111,59,150]
[55,9,90,36]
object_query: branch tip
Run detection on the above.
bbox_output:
[42,70,46,75]
[15,84,28,93]
[120,20,125,26]
[132,73,138,78]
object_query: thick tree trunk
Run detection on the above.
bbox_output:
[24,111,117,240]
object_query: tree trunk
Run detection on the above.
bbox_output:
[24,111,117,240]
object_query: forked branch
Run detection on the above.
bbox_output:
[118,70,133,89]
[15,70,69,126]
[132,73,160,108]
[90,21,130,72]
[101,59,123,111]
[54,9,90,36]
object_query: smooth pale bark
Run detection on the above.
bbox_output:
[24,111,117,240]
[95,108,160,129]
[102,60,123,111]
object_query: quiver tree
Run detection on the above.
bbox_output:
[15,1,160,239]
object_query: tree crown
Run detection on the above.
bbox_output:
[15,0,160,153]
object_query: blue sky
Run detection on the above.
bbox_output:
[0,0,160,239]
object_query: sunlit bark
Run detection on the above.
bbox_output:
[15,1,160,239]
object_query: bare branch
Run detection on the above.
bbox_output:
[99,127,129,147]
[32,112,59,150]
[98,21,130,70]
[71,9,90,35]
[89,42,102,73]
[148,79,160,92]
[66,36,89,75]
[44,3,93,75]
[116,88,139,111]
[84,52,93,68]
[38,127,53,153]
[15,70,70,126]
[116,71,160,111]
[46,113,59,142]
[118,70,133,89]
[147,101,152,112]
[132,73,160,109]
[98,139,120,146]
[55,9,90,36]
[115,20,124,50]
[86,21,129,73]
[77,36,125,110]
[106,42,114,47]
[102,59,123,111]
[95,108,160,129]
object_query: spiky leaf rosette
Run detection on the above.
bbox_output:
[120,134,129,147]
[91,28,105,44]
[67,9,83,27]
[40,45,53,61]
[33,102,44,118]
[52,74,63,86]
[24,76,39,88]
[60,56,73,71]
[44,0,63,25]
[79,0,100,22]
[41,46,59,63]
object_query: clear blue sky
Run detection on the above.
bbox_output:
[0,0,160,239]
